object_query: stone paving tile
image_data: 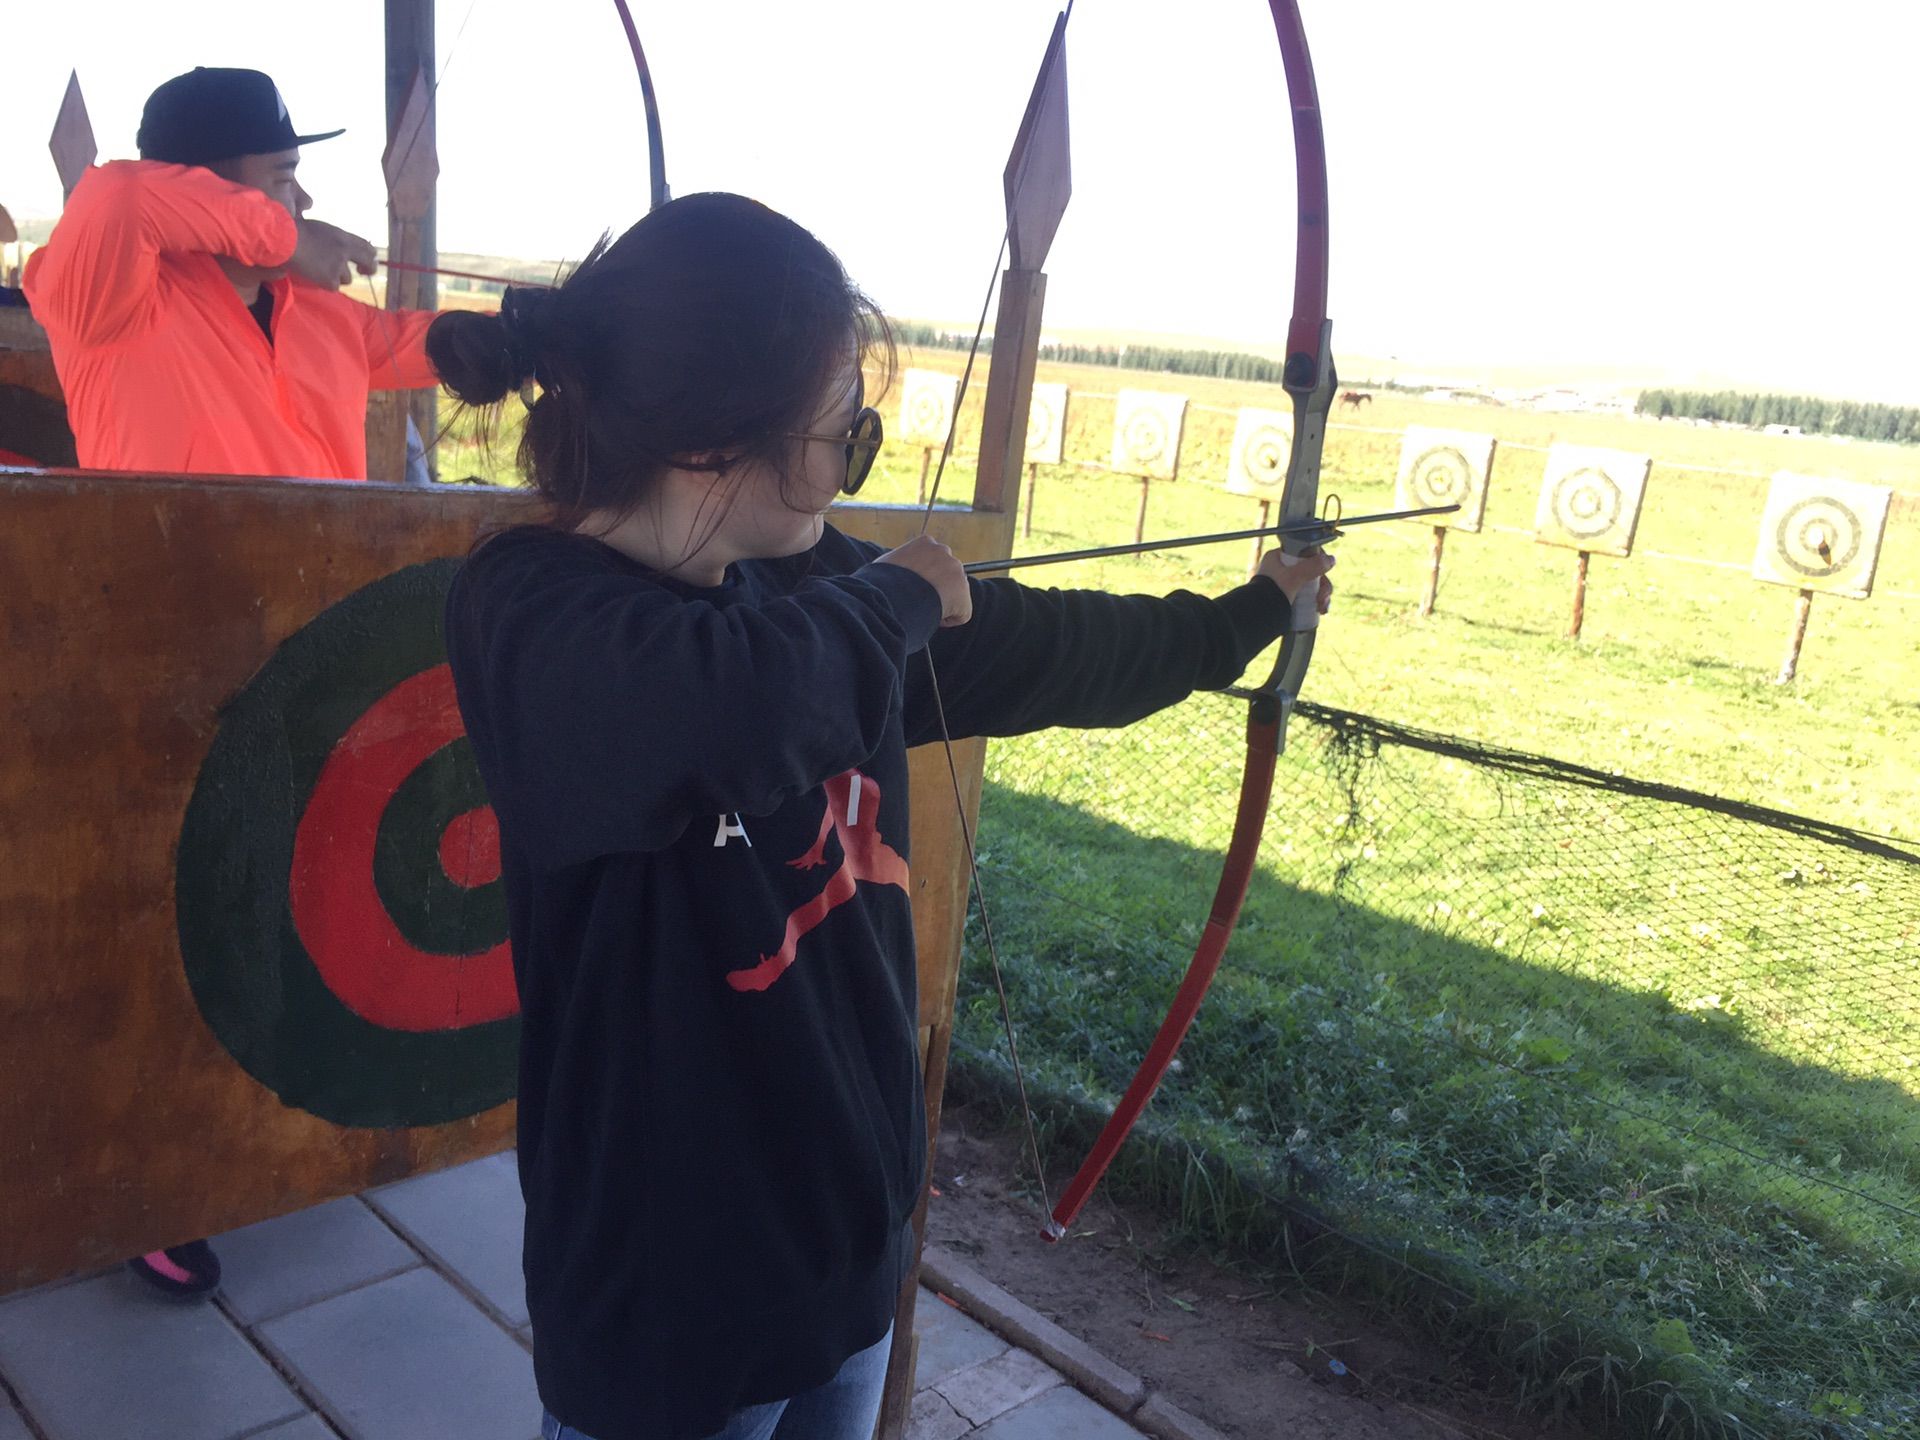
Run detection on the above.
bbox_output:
[365,1154,527,1328]
[904,1387,973,1440]
[0,1399,32,1440]
[971,1383,1148,1440]
[246,1417,342,1440]
[912,1291,1009,1390]
[920,1246,1145,1414]
[0,1272,304,1440]
[213,1197,421,1325]
[932,1348,1062,1428]
[256,1269,536,1440]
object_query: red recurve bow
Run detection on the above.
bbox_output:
[1045,0,1336,1238]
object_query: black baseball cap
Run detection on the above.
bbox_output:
[137,68,344,166]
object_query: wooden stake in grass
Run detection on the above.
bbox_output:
[1021,460,1038,537]
[1777,587,1814,684]
[1419,525,1446,617]
[1568,550,1591,641]
[1250,500,1272,569]
[1134,472,1151,547]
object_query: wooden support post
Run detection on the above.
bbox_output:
[874,1019,953,1440]
[1567,550,1590,640]
[877,267,1046,1439]
[1777,588,1814,684]
[969,270,1048,515]
[1022,461,1037,537]
[369,0,439,485]
[1419,525,1446,617]
[1135,474,1151,547]
[917,448,932,506]
[1250,499,1271,569]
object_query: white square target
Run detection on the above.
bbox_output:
[898,369,960,448]
[1025,383,1069,466]
[1110,390,1188,481]
[1750,472,1892,599]
[1393,427,1495,532]
[1226,408,1294,497]
[1533,445,1651,557]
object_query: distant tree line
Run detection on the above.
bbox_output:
[1637,389,1920,445]
[890,322,1299,385]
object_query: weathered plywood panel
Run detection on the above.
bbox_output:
[0,473,1007,1293]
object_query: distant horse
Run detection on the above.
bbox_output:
[1338,391,1372,409]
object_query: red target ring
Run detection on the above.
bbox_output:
[289,665,516,1033]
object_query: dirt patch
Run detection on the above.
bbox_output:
[924,1101,1592,1440]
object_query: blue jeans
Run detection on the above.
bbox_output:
[540,1326,893,1440]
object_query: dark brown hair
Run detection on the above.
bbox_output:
[427,192,892,531]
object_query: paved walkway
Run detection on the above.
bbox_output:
[0,1155,1219,1440]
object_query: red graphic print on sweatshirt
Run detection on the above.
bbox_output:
[725,771,908,993]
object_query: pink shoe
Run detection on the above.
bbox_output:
[127,1240,221,1298]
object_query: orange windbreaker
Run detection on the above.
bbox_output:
[24,160,438,480]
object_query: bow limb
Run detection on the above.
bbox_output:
[1045,0,1332,1238]
[611,0,671,210]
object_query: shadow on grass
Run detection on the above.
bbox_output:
[956,779,1920,1440]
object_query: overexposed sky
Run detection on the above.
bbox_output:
[5,0,1916,400]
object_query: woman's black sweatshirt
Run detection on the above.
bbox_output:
[443,522,1290,1439]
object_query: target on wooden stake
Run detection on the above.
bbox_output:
[1394,428,1495,531]
[1110,390,1188,480]
[175,560,518,1129]
[1533,445,1651,557]
[1226,408,1294,497]
[1025,383,1069,465]
[898,369,960,448]
[1751,472,1891,599]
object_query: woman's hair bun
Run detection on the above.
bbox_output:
[426,285,554,406]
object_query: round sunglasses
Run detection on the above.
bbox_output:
[788,406,884,495]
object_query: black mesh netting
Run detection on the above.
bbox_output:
[955,694,1919,1439]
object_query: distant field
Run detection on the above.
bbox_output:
[863,350,1920,840]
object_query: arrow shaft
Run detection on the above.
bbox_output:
[961,503,1457,575]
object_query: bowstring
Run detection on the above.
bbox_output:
[911,227,1054,1217]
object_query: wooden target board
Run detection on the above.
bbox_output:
[1751,471,1893,598]
[1025,382,1069,465]
[1225,407,1294,498]
[1394,427,1495,532]
[898,369,960,448]
[1110,389,1188,480]
[0,470,1007,1293]
[1533,444,1651,556]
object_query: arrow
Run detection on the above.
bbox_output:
[962,503,1458,575]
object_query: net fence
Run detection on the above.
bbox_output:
[955,695,1920,1438]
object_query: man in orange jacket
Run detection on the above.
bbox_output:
[25,67,445,1300]
[24,66,439,480]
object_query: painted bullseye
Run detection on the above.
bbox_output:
[439,807,503,888]
[1408,447,1473,507]
[289,664,516,1034]
[1551,467,1623,540]
[177,558,518,1128]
